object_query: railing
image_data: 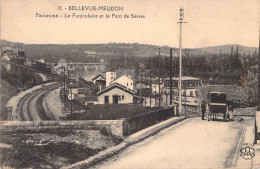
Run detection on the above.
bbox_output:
[123,107,175,136]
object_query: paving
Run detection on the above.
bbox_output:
[62,116,187,169]
[44,87,65,120]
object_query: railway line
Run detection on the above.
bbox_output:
[225,124,245,168]
[17,83,61,121]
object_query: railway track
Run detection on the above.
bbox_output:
[17,83,60,121]
[225,124,245,168]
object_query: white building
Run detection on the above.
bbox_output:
[96,83,134,104]
[1,52,12,71]
[110,75,134,90]
[106,71,117,87]
[162,76,203,113]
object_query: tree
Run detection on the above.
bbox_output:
[238,70,258,105]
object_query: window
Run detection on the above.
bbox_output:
[190,91,193,96]
[88,102,94,106]
[183,91,186,96]
[104,96,109,104]
[127,82,128,86]
[122,95,125,100]
[195,91,198,96]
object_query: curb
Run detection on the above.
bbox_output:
[63,116,188,169]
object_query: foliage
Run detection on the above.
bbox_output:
[68,104,160,120]
[237,70,258,105]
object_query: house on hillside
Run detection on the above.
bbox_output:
[96,83,135,104]
[1,49,26,71]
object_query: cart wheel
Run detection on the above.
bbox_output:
[225,106,229,120]
[206,111,211,121]
[205,111,208,120]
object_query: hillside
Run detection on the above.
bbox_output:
[0,79,17,120]
[190,44,258,56]
[0,40,258,63]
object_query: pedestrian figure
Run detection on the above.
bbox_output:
[228,103,234,121]
[201,101,206,120]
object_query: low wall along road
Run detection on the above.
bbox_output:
[1,107,176,137]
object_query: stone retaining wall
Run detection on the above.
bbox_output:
[0,120,124,137]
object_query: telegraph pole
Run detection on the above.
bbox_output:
[149,57,152,107]
[63,66,66,112]
[177,7,187,115]
[158,48,161,107]
[255,27,260,144]
[257,29,260,111]
[170,48,173,105]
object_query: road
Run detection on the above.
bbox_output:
[91,117,250,169]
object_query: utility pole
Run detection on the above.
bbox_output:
[68,68,73,118]
[138,63,142,105]
[63,66,66,112]
[177,7,187,115]
[74,63,76,76]
[170,48,173,105]
[255,28,260,144]
[158,48,161,107]
[149,57,152,107]
[257,29,260,111]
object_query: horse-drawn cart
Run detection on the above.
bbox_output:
[204,91,229,121]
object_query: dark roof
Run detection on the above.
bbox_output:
[92,73,106,81]
[198,85,241,102]
[115,69,135,79]
[97,83,135,96]
[2,50,18,60]
[135,80,149,85]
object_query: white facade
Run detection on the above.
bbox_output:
[152,83,160,94]
[106,72,116,87]
[2,53,11,71]
[162,76,202,107]
[110,75,134,90]
[97,86,134,104]
[142,97,156,107]
[37,58,45,63]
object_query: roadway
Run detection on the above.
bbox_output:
[91,117,254,169]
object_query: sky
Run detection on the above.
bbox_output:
[1,0,259,48]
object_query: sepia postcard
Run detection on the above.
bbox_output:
[0,0,259,168]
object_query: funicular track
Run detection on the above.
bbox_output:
[17,83,60,121]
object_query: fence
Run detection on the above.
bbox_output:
[123,107,175,136]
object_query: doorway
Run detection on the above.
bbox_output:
[113,95,119,104]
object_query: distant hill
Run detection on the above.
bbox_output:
[189,44,258,56]
[0,40,258,63]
